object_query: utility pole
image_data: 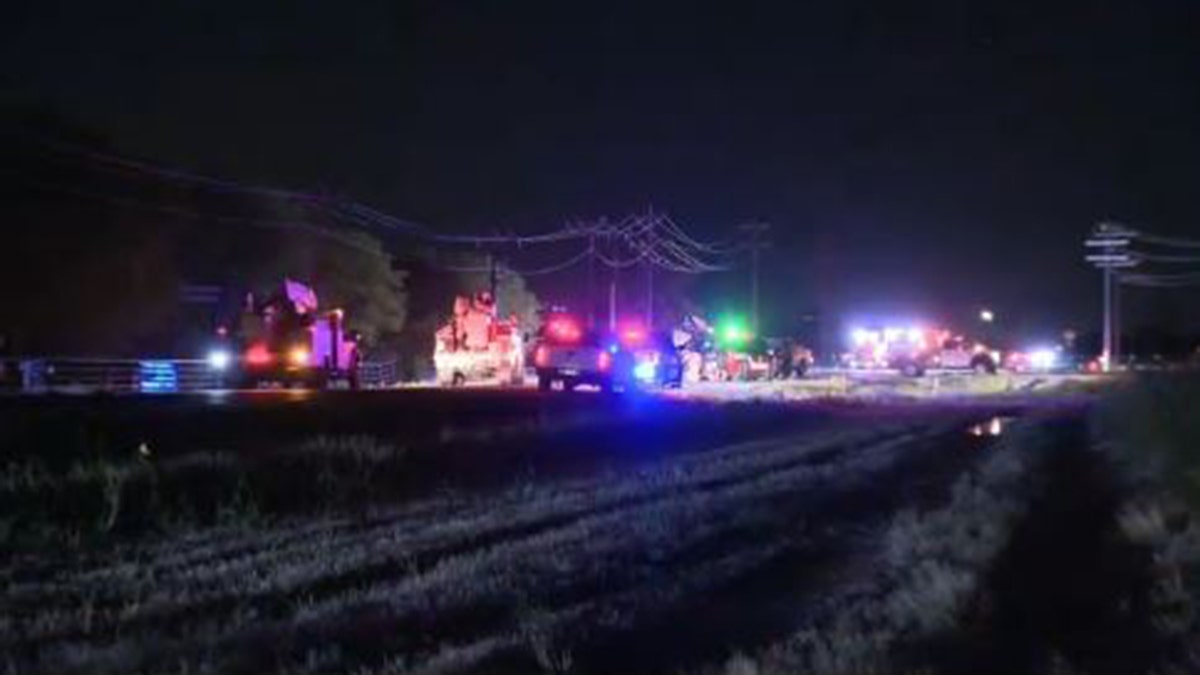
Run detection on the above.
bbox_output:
[607,226,618,331]
[1085,222,1136,372]
[488,252,499,313]
[587,230,596,329]
[739,221,771,335]
[646,260,654,329]
[609,276,617,331]
[1113,271,1121,366]
[1103,265,1113,368]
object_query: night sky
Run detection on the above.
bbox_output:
[4,1,1200,345]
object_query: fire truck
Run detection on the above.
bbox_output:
[433,292,525,386]
[210,279,360,389]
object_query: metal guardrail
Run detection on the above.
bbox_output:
[355,360,399,389]
[0,357,401,394]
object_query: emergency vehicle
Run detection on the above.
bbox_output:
[845,326,998,376]
[611,325,684,388]
[433,292,525,386]
[210,279,360,389]
[533,314,630,392]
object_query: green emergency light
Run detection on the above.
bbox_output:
[717,317,752,347]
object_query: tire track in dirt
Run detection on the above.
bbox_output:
[330,417,999,675]
[557,420,1000,675]
[2,422,907,619]
[4,407,853,608]
[3,424,911,646]
[6,413,994,675]
[152,424,968,672]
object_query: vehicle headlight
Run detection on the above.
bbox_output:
[288,347,310,367]
[207,349,231,371]
[634,361,657,381]
[1029,349,1057,370]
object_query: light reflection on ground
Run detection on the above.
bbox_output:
[968,416,1009,437]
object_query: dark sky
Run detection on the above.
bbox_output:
[4,0,1200,344]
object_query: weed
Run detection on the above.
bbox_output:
[520,608,575,673]
[216,474,262,528]
[723,652,760,675]
[1097,376,1200,665]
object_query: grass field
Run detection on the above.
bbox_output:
[3,382,1190,674]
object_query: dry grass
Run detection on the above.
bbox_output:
[1095,375,1200,665]
[0,434,407,549]
[718,422,1053,675]
[1,419,962,674]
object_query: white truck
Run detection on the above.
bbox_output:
[433,292,525,386]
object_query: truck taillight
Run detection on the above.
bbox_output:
[245,343,273,366]
[597,351,612,371]
[547,318,581,342]
[534,345,549,367]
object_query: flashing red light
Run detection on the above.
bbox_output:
[597,350,612,371]
[619,328,645,345]
[534,345,550,367]
[245,343,273,366]
[547,317,582,342]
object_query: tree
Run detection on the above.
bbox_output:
[173,190,407,349]
[0,107,407,355]
[0,116,182,355]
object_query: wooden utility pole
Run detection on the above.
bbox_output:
[739,221,771,334]
[609,276,617,331]
[606,223,619,331]
[587,231,596,328]
[646,260,654,329]
[1085,222,1136,371]
[488,252,499,314]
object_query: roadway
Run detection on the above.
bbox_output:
[0,370,1095,456]
[0,380,1047,497]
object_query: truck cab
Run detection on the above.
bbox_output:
[931,335,998,374]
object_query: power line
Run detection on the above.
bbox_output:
[1120,270,1200,286]
[437,246,593,276]
[1134,231,1200,249]
[11,133,744,276]
[9,130,322,204]
[1131,251,1200,264]
[13,178,393,259]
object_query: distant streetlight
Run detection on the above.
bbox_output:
[979,309,995,323]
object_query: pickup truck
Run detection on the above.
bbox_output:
[533,329,635,392]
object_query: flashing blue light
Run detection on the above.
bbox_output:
[608,343,620,354]
[634,361,657,382]
[139,361,178,393]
